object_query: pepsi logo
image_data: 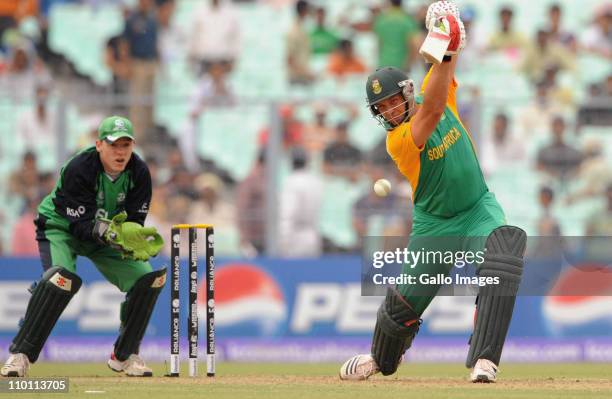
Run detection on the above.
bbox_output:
[198,263,286,336]
[543,264,612,336]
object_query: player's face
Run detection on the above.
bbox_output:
[376,93,407,126]
[96,138,134,174]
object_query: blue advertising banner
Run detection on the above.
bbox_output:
[1,256,611,362]
[1,256,611,339]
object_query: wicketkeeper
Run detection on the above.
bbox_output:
[1,116,166,377]
[339,1,526,383]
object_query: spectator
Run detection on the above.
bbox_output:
[412,3,428,48]
[521,29,574,84]
[372,0,419,71]
[286,0,313,85]
[566,139,611,205]
[9,151,40,201]
[181,61,236,171]
[541,65,574,106]
[536,116,583,179]
[236,151,266,256]
[15,83,57,169]
[599,74,612,98]
[0,42,49,100]
[536,186,561,236]
[337,1,382,33]
[323,121,363,181]
[189,173,237,255]
[258,104,304,149]
[488,6,528,54]
[157,0,184,70]
[166,167,199,200]
[301,103,336,156]
[279,147,323,257]
[327,38,367,79]
[10,196,38,256]
[577,74,612,127]
[547,3,577,53]
[123,0,159,144]
[0,1,38,50]
[34,1,67,71]
[518,80,567,137]
[38,172,55,200]
[105,34,130,108]
[456,6,486,73]
[157,144,186,183]
[481,112,525,176]
[188,0,240,75]
[585,183,612,236]
[310,7,339,55]
[353,165,411,249]
[580,5,612,59]
[189,62,235,117]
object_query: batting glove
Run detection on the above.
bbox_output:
[425,0,461,31]
[439,15,466,55]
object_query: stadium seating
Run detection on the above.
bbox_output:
[0,0,605,254]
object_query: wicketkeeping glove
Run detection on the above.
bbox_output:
[118,223,164,261]
[94,211,164,261]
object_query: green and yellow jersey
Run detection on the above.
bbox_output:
[386,68,488,217]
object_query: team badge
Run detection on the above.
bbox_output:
[114,119,126,131]
[372,79,382,95]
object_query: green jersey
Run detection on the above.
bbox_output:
[373,7,418,70]
[309,27,339,55]
[386,71,488,217]
[38,146,152,242]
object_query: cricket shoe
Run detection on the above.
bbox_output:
[470,359,497,383]
[1,353,30,377]
[108,354,153,377]
[339,354,380,381]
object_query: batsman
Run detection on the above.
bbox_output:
[339,1,526,383]
[1,116,166,377]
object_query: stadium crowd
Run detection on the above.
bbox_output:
[0,0,610,257]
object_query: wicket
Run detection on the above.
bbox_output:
[168,224,215,378]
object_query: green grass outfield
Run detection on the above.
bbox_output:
[8,362,612,399]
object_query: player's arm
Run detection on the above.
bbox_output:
[410,56,457,147]
[55,160,99,242]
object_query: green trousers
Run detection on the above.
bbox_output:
[397,192,507,315]
[36,220,152,293]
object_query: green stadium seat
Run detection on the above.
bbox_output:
[48,4,124,85]
[319,176,367,248]
[197,106,266,181]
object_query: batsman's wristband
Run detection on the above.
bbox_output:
[442,55,453,62]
